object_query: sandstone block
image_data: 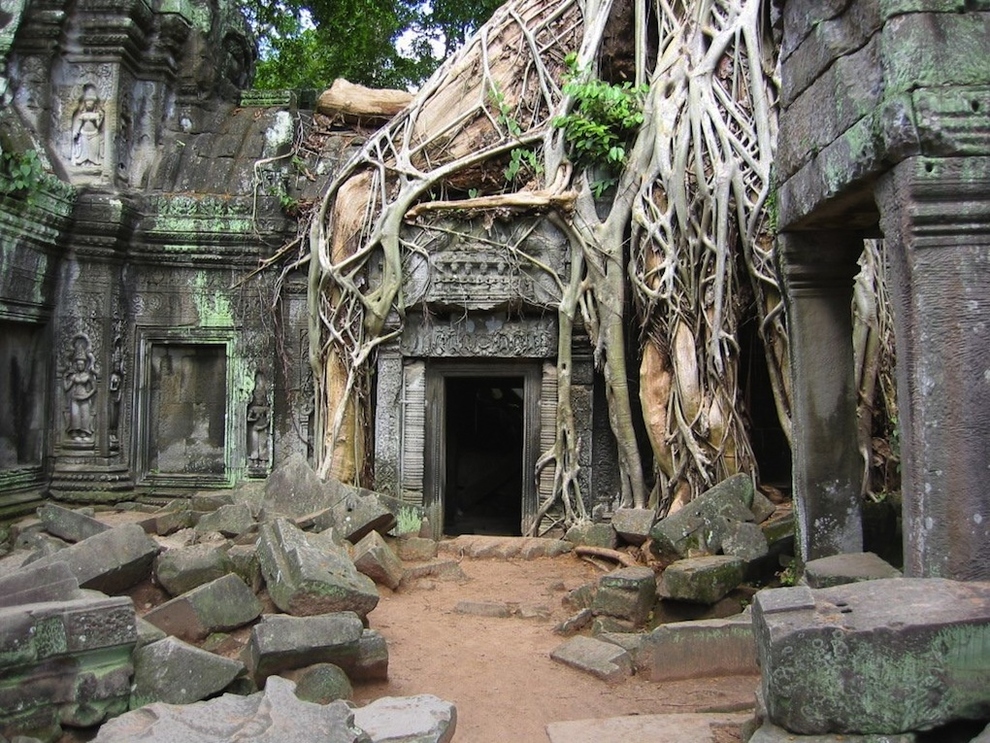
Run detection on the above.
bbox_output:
[550,635,632,683]
[328,485,397,543]
[194,502,254,537]
[454,600,512,618]
[131,636,243,708]
[659,556,745,605]
[722,521,770,562]
[393,535,438,562]
[290,663,353,704]
[592,566,657,626]
[353,530,404,590]
[650,475,755,558]
[343,628,390,682]
[245,612,364,682]
[636,616,757,681]
[565,521,618,549]
[36,503,110,543]
[353,694,457,743]
[143,573,262,642]
[153,542,233,596]
[0,560,82,608]
[263,452,333,518]
[803,551,902,589]
[610,508,655,546]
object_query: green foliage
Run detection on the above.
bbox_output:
[395,506,422,535]
[552,54,648,184]
[777,560,799,587]
[504,147,542,185]
[0,149,45,203]
[248,0,502,91]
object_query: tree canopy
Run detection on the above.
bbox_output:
[248,0,504,91]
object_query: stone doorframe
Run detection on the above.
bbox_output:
[422,360,542,539]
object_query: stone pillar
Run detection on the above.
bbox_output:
[876,156,990,581]
[777,231,864,563]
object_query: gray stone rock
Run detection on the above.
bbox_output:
[562,582,597,611]
[610,508,655,546]
[256,518,378,618]
[399,559,467,586]
[263,452,335,518]
[753,579,990,735]
[36,503,110,543]
[131,636,244,708]
[454,600,512,618]
[565,521,618,549]
[190,491,235,512]
[195,502,255,538]
[135,617,168,648]
[144,573,262,642]
[17,532,69,561]
[659,555,745,605]
[972,722,990,743]
[153,542,233,597]
[635,615,757,681]
[245,612,364,682]
[0,549,35,578]
[748,720,916,742]
[353,530,405,590]
[722,521,770,562]
[137,506,196,536]
[353,694,457,743]
[592,566,657,626]
[554,608,593,636]
[29,523,158,594]
[227,543,263,592]
[342,628,390,682]
[96,676,370,742]
[802,551,902,589]
[550,635,633,683]
[328,485,397,544]
[437,534,572,559]
[650,475,755,558]
[750,490,778,523]
[290,663,353,704]
[392,535,438,562]
[0,559,82,608]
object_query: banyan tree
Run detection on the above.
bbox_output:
[296,0,897,532]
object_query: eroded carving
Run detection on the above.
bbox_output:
[64,334,98,444]
[70,84,104,168]
[247,370,271,471]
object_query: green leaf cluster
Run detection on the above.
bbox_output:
[552,54,648,189]
[0,149,45,203]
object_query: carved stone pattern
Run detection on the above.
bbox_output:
[65,604,136,652]
[402,317,558,358]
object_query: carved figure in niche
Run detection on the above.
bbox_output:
[64,335,98,442]
[247,371,270,467]
[71,84,104,167]
[108,335,123,445]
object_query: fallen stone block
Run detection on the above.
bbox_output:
[194,502,255,538]
[328,485,397,543]
[659,555,745,605]
[747,720,916,742]
[635,615,757,681]
[342,628,390,682]
[591,615,638,634]
[399,559,467,586]
[0,559,82,608]
[137,506,195,536]
[610,508,655,546]
[95,676,368,743]
[650,474,755,557]
[751,489,778,523]
[136,617,167,648]
[550,635,633,683]
[753,579,990,735]
[592,566,657,626]
[153,542,233,596]
[0,549,35,578]
[802,551,902,589]
[190,491,234,512]
[393,535,438,562]
[722,521,770,562]
[263,453,336,518]
[143,573,262,642]
[245,611,364,682]
[562,582,597,611]
[227,542,263,592]
[29,523,158,594]
[554,608,593,636]
[289,662,354,704]
[36,503,110,543]
[256,518,379,618]
[454,600,512,618]
[130,636,243,708]
[565,521,618,549]
[354,530,405,590]
[353,694,457,743]
[0,596,136,740]
[437,535,572,559]
[546,712,754,743]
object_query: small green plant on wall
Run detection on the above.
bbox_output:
[0,148,46,204]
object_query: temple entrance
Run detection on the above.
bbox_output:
[425,362,540,537]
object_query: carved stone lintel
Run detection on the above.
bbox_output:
[401,314,558,359]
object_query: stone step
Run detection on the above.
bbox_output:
[546,712,752,743]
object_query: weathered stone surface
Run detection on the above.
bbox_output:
[353,694,457,743]
[0,560,82,608]
[131,636,243,708]
[803,551,902,589]
[437,535,572,559]
[290,663,353,704]
[137,506,195,536]
[153,542,233,597]
[650,475,755,558]
[399,559,467,586]
[36,503,110,543]
[263,453,334,518]
[143,573,262,642]
[227,543,263,592]
[591,566,657,626]
[547,712,754,743]
[245,612,364,682]
[342,628,390,682]
[748,720,916,743]
[392,535,438,562]
[554,608,593,636]
[328,486,397,544]
[29,523,158,594]
[565,522,618,549]
[256,518,379,618]
[751,490,777,524]
[135,617,168,648]
[659,556,745,605]
[195,502,255,538]
[353,530,404,590]
[973,722,990,743]
[96,676,370,742]
[190,491,235,512]
[722,521,770,562]
[562,582,597,611]
[635,616,757,681]
[454,600,512,618]
[550,635,632,683]
[610,509,655,546]
[753,579,990,735]
[0,596,136,739]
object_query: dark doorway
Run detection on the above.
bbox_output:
[444,376,524,535]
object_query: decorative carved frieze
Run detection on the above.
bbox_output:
[401,314,558,358]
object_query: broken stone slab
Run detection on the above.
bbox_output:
[0,595,136,740]
[227,543,263,592]
[143,573,262,642]
[550,635,633,683]
[245,611,364,682]
[659,555,745,605]
[802,551,902,589]
[751,489,778,523]
[353,694,457,743]
[554,608,593,636]
[0,549,35,578]
[592,566,657,626]
[437,534,572,559]
[747,720,916,742]
[753,579,990,735]
[722,521,770,562]
[153,542,233,596]
[135,617,167,648]
[399,559,467,586]
[342,628,390,682]
[635,615,757,681]
[590,615,637,634]
[565,521,618,549]
[562,582,597,611]
[29,523,158,594]
[194,502,255,538]
[326,485,397,544]
[0,560,82,608]
[190,491,235,512]
[288,662,354,704]
[263,452,335,518]
[353,530,405,590]
[256,518,379,618]
[392,535,438,562]
[454,600,512,618]
[96,676,370,743]
[546,712,753,743]
[36,503,110,543]
[137,506,195,536]
[650,473,756,558]
[610,508,655,546]
[130,636,244,708]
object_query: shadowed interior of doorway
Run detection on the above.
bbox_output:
[444,376,524,536]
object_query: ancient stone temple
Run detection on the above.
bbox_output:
[0,0,620,537]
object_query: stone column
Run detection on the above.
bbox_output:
[777,231,865,563]
[876,156,990,581]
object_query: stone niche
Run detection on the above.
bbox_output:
[374,216,618,538]
[0,321,48,476]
